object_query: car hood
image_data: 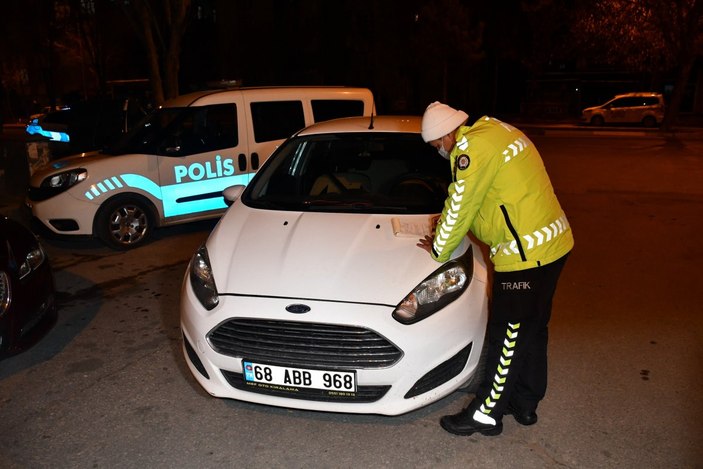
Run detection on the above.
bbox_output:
[206,203,468,305]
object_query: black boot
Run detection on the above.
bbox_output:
[440,406,503,436]
[504,403,538,426]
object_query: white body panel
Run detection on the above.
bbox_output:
[180,202,489,415]
[27,87,374,237]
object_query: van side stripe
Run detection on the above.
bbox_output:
[119,174,163,200]
[82,172,251,219]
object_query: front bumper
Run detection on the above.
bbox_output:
[26,192,98,236]
[179,274,488,416]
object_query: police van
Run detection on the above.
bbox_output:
[26,86,374,249]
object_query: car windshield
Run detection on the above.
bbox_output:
[102,107,184,156]
[242,132,451,214]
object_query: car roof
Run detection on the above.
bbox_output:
[295,115,421,136]
[613,92,662,98]
[161,86,373,108]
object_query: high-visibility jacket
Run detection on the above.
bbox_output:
[431,116,574,272]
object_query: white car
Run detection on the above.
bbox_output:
[180,116,489,415]
[581,92,664,127]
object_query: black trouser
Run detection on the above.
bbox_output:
[473,253,569,421]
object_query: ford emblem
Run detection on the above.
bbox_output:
[285,304,311,314]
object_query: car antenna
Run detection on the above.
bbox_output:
[368,98,375,130]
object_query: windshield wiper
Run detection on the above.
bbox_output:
[249,199,288,210]
[304,199,410,213]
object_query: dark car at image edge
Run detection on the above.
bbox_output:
[0,215,57,359]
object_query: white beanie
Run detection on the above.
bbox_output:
[421,101,469,142]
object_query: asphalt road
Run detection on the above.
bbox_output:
[1,127,702,468]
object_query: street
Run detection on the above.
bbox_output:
[1,128,702,468]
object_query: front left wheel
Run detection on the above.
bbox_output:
[590,115,605,126]
[642,115,658,128]
[94,195,155,250]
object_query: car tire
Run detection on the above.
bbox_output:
[642,115,657,128]
[94,195,155,250]
[460,335,488,393]
[590,115,605,126]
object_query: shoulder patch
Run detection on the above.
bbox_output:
[457,154,470,170]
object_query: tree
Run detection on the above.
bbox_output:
[412,0,484,105]
[0,0,62,117]
[573,0,703,130]
[119,0,193,105]
[55,0,112,98]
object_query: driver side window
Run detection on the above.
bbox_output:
[160,104,238,156]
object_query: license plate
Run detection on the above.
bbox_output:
[242,360,357,392]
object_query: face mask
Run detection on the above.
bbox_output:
[437,137,450,159]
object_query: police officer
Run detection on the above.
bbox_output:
[417,102,574,436]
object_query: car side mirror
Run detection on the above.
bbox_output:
[223,185,246,207]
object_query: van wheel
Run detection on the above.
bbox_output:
[95,196,154,250]
[642,116,657,128]
[590,115,604,126]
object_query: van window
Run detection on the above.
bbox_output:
[311,100,366,122]
[199,103,238,151]
[163,104,238,156]
[610,97,658,108]
[105,103,237,156]
[250,101,306,143]
[609,98,635,108]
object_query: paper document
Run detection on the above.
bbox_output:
[391,215,441,237]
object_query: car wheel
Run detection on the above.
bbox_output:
[460,335,488,393]
[642,115,657,128]
[95,195,154,250]
[590,115,605,126]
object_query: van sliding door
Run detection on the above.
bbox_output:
[156,102,248,219]
[244,100,306,185]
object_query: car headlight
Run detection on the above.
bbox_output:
[41,169,87,191]
[18,244,46,280]
[392,248,473,324]
[0,271,10,317]
[189,244,219,310]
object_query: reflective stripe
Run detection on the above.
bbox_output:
[491,213,570,257]
[433,180,465,257]
[479,322,520,416]
[83,172,252,219]
[502,137,529,163]
[472,409,496,425]
[457,135,469,151]
[483,116,516,133]
[85,175,133,201]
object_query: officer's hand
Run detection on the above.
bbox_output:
[417,235,433,254]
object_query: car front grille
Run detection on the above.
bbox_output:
[208,318,403,369]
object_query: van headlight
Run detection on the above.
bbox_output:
[392,248,473,324]
[41,169,87,191]
[189,244,219,310]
